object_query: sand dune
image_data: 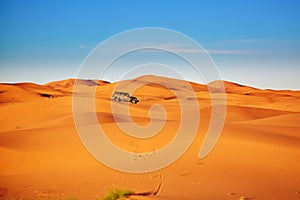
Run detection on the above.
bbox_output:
[45,79,110,92]
[238,113,300,128]
[0,76,299,199]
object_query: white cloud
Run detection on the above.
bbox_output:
[171,48,263,54]
[215,39,262,45]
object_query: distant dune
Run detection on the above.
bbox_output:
[0,76,299,199]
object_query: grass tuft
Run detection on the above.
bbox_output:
[102,188,135,200]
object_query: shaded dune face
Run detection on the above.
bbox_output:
[0,75,300,199]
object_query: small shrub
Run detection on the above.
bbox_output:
[102,188,135,200]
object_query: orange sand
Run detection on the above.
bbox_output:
[0,76,299,199]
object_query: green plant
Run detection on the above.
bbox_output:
[102,188,135,200]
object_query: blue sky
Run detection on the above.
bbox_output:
[0,0,299,89]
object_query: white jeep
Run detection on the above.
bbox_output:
[112,92,139,104]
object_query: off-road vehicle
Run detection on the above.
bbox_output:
[112,92,139,104]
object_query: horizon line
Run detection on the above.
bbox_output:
[1,75,299,92]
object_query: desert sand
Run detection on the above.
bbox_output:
[0,75,299,200]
